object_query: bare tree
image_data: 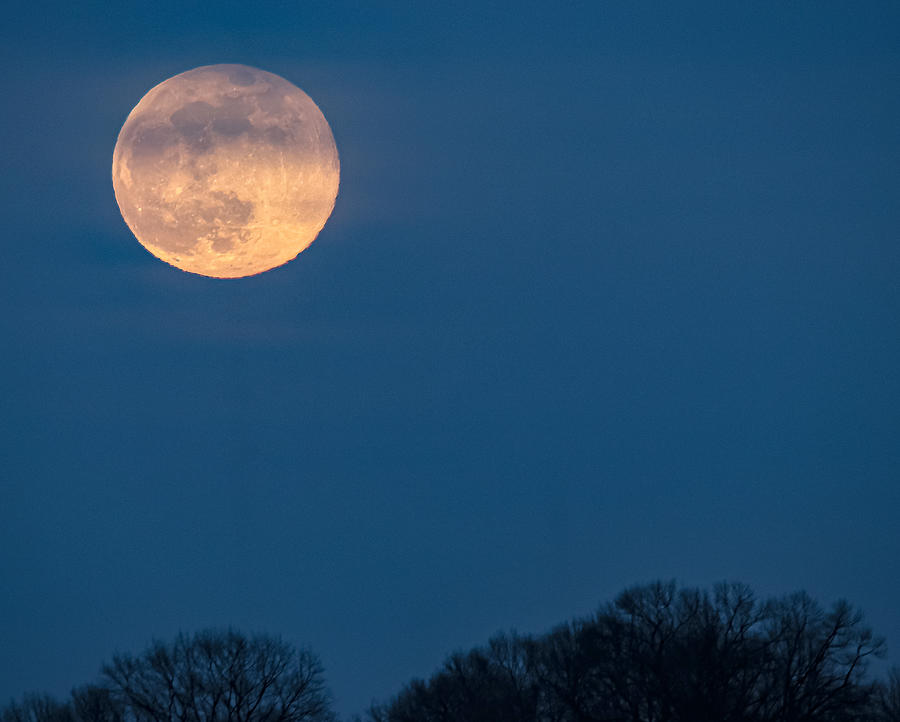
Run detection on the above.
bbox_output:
[71,685,123,722]
[369,581,888,722]
[757,593,885,721]
[102,629,334,722]
[0,695,74,722]
[369,632,538,722]
[875,667,900,722]
[1,588,893,722]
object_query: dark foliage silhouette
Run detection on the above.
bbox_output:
[103,629,335,722]
[1,694,75,722]
[877,668,900,721]
[3,630,334,722]
[69,687,122,722]
[2,585,894,722]
[368,581,888,722]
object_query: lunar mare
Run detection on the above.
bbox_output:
[112,64,339,278]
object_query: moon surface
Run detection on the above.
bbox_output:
[112,64,339,278]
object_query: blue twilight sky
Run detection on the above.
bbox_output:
[2,1,899,717]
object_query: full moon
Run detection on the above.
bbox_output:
[112,64,339,278]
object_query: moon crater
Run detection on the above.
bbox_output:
[113,64,340,278]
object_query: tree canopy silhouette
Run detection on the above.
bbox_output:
[368,581,889,722]
[3,629,334,722]
[106,629,334,722]
[2,583,896,722]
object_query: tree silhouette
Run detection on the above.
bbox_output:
[1,694,74,722]
[102,629,335,722]
[1,586,894,722]
[1,629,335,722]
[369,581,888,722]
[369,633,538,722]
[70,687,122,722]
[876,667,900,722]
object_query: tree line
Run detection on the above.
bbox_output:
[4,582,899,722]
